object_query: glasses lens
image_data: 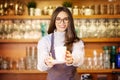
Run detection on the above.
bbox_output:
[64,17,69,23]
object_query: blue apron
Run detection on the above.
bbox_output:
[47,33,79,80]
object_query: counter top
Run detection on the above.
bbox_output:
[0,69,120,74]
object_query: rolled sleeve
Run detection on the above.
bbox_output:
[37,36,51,71]
[72,40,85,67]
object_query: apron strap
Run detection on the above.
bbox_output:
[50,33,56,59]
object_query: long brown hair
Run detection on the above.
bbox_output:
[48,6,80,52]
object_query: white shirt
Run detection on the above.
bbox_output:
[37,31,85,71]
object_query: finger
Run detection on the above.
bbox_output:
[49,52,52,57]
[66,58,73,64]
[66,51,70,54]
[66,57,72,60]
[66,54,72,58]
[66,51,71,56]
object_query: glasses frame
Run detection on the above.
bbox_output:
[55,17,69,23]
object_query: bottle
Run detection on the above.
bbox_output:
[26,46,32,70]
[103,46,110,69]
[73,5,78,15]
[98,53,103,69]
[92,50,98,69]
[79,5,85,15]
[115,46,120,68]
[48,6,53,15]
[0,4,4,16]
[0,56,3,69]
[110,46,117,69]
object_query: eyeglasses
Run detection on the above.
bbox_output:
[55,17,69,23]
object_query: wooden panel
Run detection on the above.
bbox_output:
[0,73,113,80]
[84,42,119,57]
[0,73,47,80]
[1,69,120,80]
[0,73,115,80]
[0,42,119,59]
[16,73,47,80]
[0,74,17,80]
[0,43,37,60]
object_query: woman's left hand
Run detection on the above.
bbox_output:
[65,51,73,64]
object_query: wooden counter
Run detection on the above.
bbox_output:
[0,69,120,80]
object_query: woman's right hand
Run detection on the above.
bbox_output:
[44,56,54,68]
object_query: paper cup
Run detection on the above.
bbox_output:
[54,46,66,62]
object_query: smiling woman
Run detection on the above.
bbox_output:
[37,6,85,80]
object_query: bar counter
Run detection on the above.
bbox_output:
[0,68,119,80]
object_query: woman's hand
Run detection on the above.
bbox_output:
[44,55,54,68]
[65,51,73,65]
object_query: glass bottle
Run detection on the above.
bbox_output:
[14,1,19,15]
[79,5,85,15]
[98,53,103,69]
[100,4,104,15]
[99,19,106,38]
[116,19,120,37]
[94,4,100,15]
[113,19,119,38]
[31,46,37,69]
[26,46,32,70]
[89,19,96,38]
[87,57,92,69]
[92,50,98,69]
[108,19,116,38]
[103,46,110,69]
[95,19,100,38]
[40,21,47,37]
[0,4,4,16]
[74,19,80,38]
[80,19,87,38]
[18,58,25,70]
[48,6,53,15]
[73,5,78,15]
[0,56,3,69]
[1,57,9,70]
[115,46,120,68]
[85,19,90,38]
[110,46,117,69]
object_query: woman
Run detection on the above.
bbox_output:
[37,6,84,80]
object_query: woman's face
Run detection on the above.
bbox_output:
[55,11,69,32]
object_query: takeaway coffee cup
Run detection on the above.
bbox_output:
[54,46,66,62]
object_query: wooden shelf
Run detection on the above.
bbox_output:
[0,15,51,20]
[0,15,120,19]
[77,69,113,73]
[0,69,120,74]
[0,70,47,74]
[0,39,39,43]
[82,38,120,43]
[0,38,120,43]
[77,69,120,74]
[74,15,120,19]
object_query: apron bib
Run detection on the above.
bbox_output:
[47,33,79,80]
